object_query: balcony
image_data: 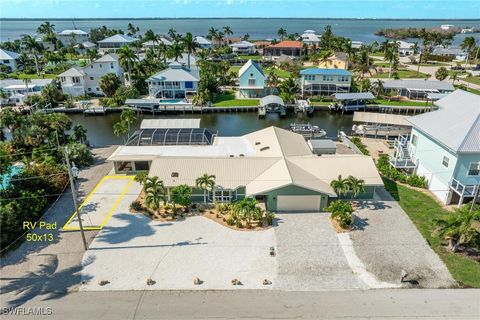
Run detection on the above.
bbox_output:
[450,178,478,198]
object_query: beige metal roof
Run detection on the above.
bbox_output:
[353,112,411,127]
[140,118,201,129]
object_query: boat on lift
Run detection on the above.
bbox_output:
[295,99,314,114]
[289,123,327,138]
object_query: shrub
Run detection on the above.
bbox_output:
[407,174,428,188]
[376,154,428,188]
[236,220,243,228]
[350,137,370,155]
[226,215,235,225]
[130,201,143,211]
[264,211,275,226]
[326,200,354,229]
[67,143,93,167]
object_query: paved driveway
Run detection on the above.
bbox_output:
[80,183,276,291]
[273,212,368,290]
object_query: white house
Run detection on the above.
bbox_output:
[396,41,415,56]
[58,53,124,97]
[0,78,54,105]
[147,62,199,99]
[432,46,467,61]
[301,30,320,46]
[0,49,20,72]
[238,59,267,98]
[300,68,352,96]
[142,37,172,50]
[57,29,89,46]
[229,40,256,54]
[195,36,212,49]
[74,41,97,54]
[97,34,135,53]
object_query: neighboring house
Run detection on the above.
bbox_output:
[318,52,349,69]
[74,41,97,54]
[381,79,455,100]
[35,37,55,51]
[147,62,199,99]
[57,29,89,46]
[301,30,320,46]
[229,40,256,54]
[432,46,467,61]
[351,41,363,49]
[300,68,352,96]
[107,125,383,211]
[97,34,135,52]
[0,78,54,105]
[195,36,212,49]
[390,90,480,206]
[396,41,415,56]
[238,59,267,98]
[264,41,302,60]
[142,37,172,50]
[58,53,124,97]
[0,49,20,72]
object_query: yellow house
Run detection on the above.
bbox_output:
[318,52,348,69]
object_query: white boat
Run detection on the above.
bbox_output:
[289,123,326,138]
[295,99,314,114]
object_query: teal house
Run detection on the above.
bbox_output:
[391,90,480,206]
[238,59,267,98]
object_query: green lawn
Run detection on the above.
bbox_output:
[237,54,263,60]
[455,85,480,96]
[374,62,391,68]
[8,73,58,80]
[370,52,385,57]
[266,68,291,78]
[213,92,259,107]
[463,76,480,86]
[228,66,241,74]
[373,99,432,106]
[383,178,480,288]
[374,69,428,79]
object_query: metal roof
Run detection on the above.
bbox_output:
[239,59,265,77]
[95,53,119,63]
[140,119,201,129]
[407,90,480,153]
[229,40,255,48]
[195,36,211,45]
[0,49,20,60]
[259,95,285,107]
[97,34,135,43]
[148,65,199,82]
[58,29,88,35]
[58,66,85,77]
[300,68,352,76]
[353,111,411,126]
[308,139,336,148]
[382,79,454,91]
[333,92,375,100]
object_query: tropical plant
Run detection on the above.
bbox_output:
[326,200,354,229]
[346,176,365,199]
[195,173,216,204]
[435,67,449,81]
[119,109,137,135]
[71,124,87,144]
[223,26,233,42]
[99,73,122,97]
[182,32,198,69]
[460,36,477,64]
[371,79,385,96]
[171,184,192,213]
[167,41,184,62]
[279,76,299,103]
[233,198,262,226]
[435,204,480,252]
[113,121,128,143]
[22,35,41,75]
[144,176,167,214]
[117,45,138,85]
[330,175,349,198]
[135,171,148,188]
[277,28,287,41]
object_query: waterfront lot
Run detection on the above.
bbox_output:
[79,182,455,291]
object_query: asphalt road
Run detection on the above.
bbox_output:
[1,289,479,319]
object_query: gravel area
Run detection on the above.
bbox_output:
[350,187,457,288]
[0,146,118,308]
[272,212,367,290]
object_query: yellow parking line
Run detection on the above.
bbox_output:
[62,176,135,231]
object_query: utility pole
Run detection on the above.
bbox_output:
[65,148,88,251]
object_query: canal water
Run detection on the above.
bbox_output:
[68,111,354,146]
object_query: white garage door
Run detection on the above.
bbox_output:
[277,195,321,212]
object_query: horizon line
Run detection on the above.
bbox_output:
[1,17,480,21]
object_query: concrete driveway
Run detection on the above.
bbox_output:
[80,183,276,291]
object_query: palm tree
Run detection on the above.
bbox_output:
[353,48,376,79]
[461,36,477,66]
[223,26,233,43]
[167,41,184,61]
[37,21,55,36]
[207,27,219,46]
[72,124,87,144]
[371,79,385,97]
[195,173,216,204]
[384,42,399,79]
[279,76,299,103]
[346,176,365,199]
[86,48,99,62]
[182,32,198,69]
[113,121,128,143]
[22,78,32,100]
[330,175,349,198]
[451,73,458,85]
[127,23,139,36]
[119,109,137,137]
[22,35,41,75]
[144,176,167,214]
[277,28,287,41]
[266,68,279,94]
[168,28,177,41]
[319,50,333,67]
[117,45,138,86]
[99,73,121,97]
[435,205,480,252]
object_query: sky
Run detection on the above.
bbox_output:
[0,0,479,19]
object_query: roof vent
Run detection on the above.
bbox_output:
[171,172,179,177]
[260,146,270,152]
[255,142,261,145]
[239,154,245,157]
[229,155,234,157]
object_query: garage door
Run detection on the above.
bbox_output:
[277,195,321,212]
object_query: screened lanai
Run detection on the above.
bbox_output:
[125,128,217,146]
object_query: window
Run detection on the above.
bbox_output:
[88,88,92,92]
[411,134,418,146]
[468,162,480,176]
[116,161,133,172]
[210,189,236,202]
[90,77,94,80]
[442,156,449,168]
[305,75,315,81]
[248,78,256,86]
[110,63,114,69]
[96,87,100,91]
[134,161,149,171]
[99,64,102,68]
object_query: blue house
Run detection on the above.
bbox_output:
[238,59,267,98]
[299,68,352,97]
[390,90,480,206]
[147,62,199,99]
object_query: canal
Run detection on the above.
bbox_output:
[68,111,354,146]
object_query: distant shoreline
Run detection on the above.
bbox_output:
[1,17,480,21]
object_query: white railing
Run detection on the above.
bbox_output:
[389,156,416,168]
[450,178,478,197]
